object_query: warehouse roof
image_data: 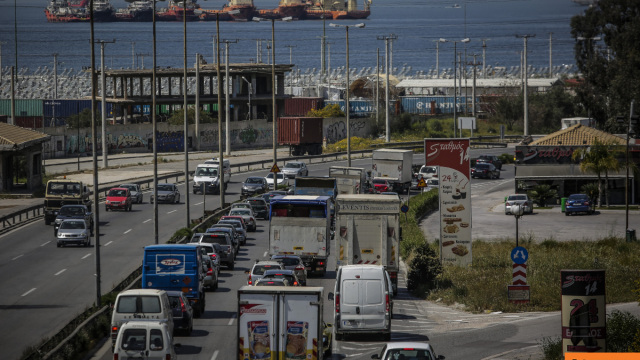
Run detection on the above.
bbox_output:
[0,122,49,151]
[396,78,559,89]
[530,124,624,146]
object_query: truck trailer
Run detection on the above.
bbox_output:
[335,194,402,295]
[278,116,324,156]
[328,166,368,194]
[371,149,413,194]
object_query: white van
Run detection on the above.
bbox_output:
[193,163,228,194]
[111,289,174,345]
[331,265,391,341]
[113,320,180,359]
[204,158,231,181]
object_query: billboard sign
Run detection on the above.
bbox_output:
[425,138,472,266]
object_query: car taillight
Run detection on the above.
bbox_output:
[112,326,118,334]
[388,271,397,280]
[385,294,390,313]
[113,354,118,360]
[248,274,252,285]
[335,294,340,313]
[317,261,325,266]
[181,298,186,312]
[210,254,217,260]
[295,265,305,270]
[207,267,213,276]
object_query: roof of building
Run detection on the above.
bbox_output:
[0,123,49,151]
[530,124,625,146]
[396,77,559,89]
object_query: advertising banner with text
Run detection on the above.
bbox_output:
[425,138,471,266]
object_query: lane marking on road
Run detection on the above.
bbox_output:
[41,241,51,247]
[228,313,236,326]
[104,241,113,247]
[12,254,23,261]
[82,253,92,259]
[54,269,67,276]
[124,229,132,234]
[210,350,219,360]
[263,251,268,258]
[143,219,152,223]
[167,210,177,214]
[21,288,36,297]
[194,201,203,206]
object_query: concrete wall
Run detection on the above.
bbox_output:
[41,117,376,159]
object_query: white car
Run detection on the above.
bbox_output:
[281,161,309,178]
[371,342,445,360]
[228,208,257,232]
[265,172,287,187]
[505,194,533,215]
[56,219,91,247]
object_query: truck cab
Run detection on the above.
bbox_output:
[44,179,92,225]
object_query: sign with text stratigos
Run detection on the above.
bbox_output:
[425,138,472,266]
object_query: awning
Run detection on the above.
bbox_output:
[515,165,631,179]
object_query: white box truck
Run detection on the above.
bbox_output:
[329,166,368,194]
[269,195,332,275]
[372,149,413,194]
[237,286,329,360]
[335,194,402,295]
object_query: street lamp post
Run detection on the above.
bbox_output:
[377,34,397,143]
[440,38,469,138]
[332,23,365,167]
[516,34,536,137]
[254,16,293,189]
[152,0,165,245]
[242,76,252,121]
[182,0,190,228]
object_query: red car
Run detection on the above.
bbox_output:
[371,178,391,193]
[105,187,133,211]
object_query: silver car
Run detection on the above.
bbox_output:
[56,219,91,247]
[119,183,143,204]
[151,183,180,204]
[281,161,309,178]
[228,208,257,232]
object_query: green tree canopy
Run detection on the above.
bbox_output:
[66,108,102,129]
[168,108,216,125]
[570,0,640,130]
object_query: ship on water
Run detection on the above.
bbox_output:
[223,0,257,21]
[305,0,371,20]
[115,0,154,22]
[157,0,200,21]
[278,0,306,19]
[45,0,88,22]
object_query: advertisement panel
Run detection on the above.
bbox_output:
[424,138,472,266]
[561,269,606,355]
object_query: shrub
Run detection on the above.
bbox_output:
[406,242,443,297]
[539,336,562,360]
[307,104,344,118]
[607,310,640,352]
[528,184,557,207]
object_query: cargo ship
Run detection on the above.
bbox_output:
[305,0,371,20]
[157,0,200,21]
[223,0,257,21]
[45,1,89,22]
[278,0,306,19]
[91,0,116,22]
[115,0,154,22]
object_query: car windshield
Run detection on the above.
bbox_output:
[248,199,266,207]
[373,179,387,185]
[263,273,295,283]
[273,257,300,267]
[475,164,490,169]
[569,194,588,200]
[220,220,242,229]
[233,203,251,208]
[121,329,147,351]
[285,163,301,168]
[157,184,173,191]
[59,207,84,216]
[196,167,218,177]
[384,349,433,360]
[120,185,136,192]
[199,234,228,245]
[60,221,86,229]
[421,167,437,174]
[109,189,127,197]
[266,173,284,179]
[230,210,250,216]
[252,264,280,275]
[245,177,263,184]
[255,279,287,286]
[509,195,527,201]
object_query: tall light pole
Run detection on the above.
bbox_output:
[377,34,397,143]
[131,41,135,69]
[332,23,365,166]
[617,101,636,235]
[221,39,238,155]
[481,38,490,79]
[516,34,535,137]
[254,16,293,189]
[182,0,190,227]
[242,76,252,121]
[97,39,115,169]
[152,0,164,245]
[216,13,226,206]
[440,38,470,138]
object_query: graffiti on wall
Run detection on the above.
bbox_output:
[114,133,147,149]
[324,120,367,143]
[156,131,184,152]
[65,134,101,155]
[199,125,273,148]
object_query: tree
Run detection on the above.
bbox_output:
[580,182,600,210]
[572,139,621,207]
[168,108,215,125]
[570,0,640,131]
[527,184,557,207]
[307,104,344,118]
[528,84,578,133]
[66,108,101,129]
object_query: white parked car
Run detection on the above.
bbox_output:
[371,342,445,360]
[505,194,533,215]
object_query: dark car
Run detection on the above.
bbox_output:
[271,254,308,285]
[477,154,503,170]
[191,232,235,269]
[565,193,594,216]
[241,176,269,197]
[119,183,143,204]
[166,291,193,336]
[471,163,500,179]
[151,183,180,204]
[54,204,93,236]
[261,269,301,286]
[261,190,287,204]
[247,197,269,220]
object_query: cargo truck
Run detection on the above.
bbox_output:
[142,244,206,317]
[335,194,402,295]
[328,166,368,195]
[278,116,324,156]
[269,195,332,275]
[237,286,330,360]
[44,179,92,225]
[293,177,337,199]
[371,149,413,194]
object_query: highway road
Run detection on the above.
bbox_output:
[2,147,528,360]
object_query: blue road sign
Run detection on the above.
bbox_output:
[511,246,528,264]
[401,205,409,213]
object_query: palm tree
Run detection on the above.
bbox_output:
[528,184,557,207]
[572,139,622,207]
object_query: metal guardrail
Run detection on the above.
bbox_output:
[0,204,45,233]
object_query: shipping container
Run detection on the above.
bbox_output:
[202,103,219,113]
[132,104,151,115]
[278,117,324,155]
[324,100,375,118]
[284,97,324,116]
[14,116,44,129]
[43,99,113,118]
[401,96,476,115]
[0,99,44,117]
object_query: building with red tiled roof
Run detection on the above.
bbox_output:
[514,124,639,204]
[0,122,49,192]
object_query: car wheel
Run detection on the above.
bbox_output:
[105,206,109,212]
[57,242,61,248]
[335,332,343,341]
[228,262,235,270]
[176,194,180,204]
[565,211,569,216]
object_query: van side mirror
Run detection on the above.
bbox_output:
[328,292,334,301]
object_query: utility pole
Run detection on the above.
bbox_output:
[376,48,380,128]
[481,39,490,79]
[326,41,334,75]
[52,54,60,126]
[221,39,238,155]
[285,45,296,65]
[255,39,266,64]
[467,55,482,118]
[131,41,135,69]
[97,39,116,168]
[548,32,553,78]
[0,42,5,83]
[377,34,397,143]
[433,40,440,78]
[516,34,535,137]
